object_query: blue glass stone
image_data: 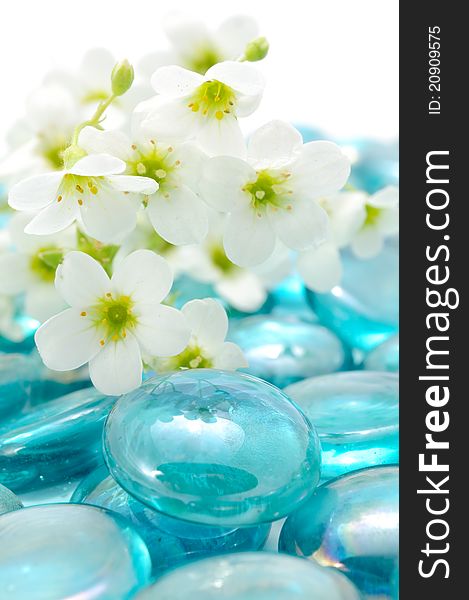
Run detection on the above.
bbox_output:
[0,503,151,598]
[279,465,399,598]
[104,369,321,527]
[0,483,22,515]
[0,306,38,354]
[364,334,399,372]
[72,465,270,576]
[285,372,399,481]
[229,315,351,388]
[135,552,361,599]
[0,353,34,419]
[269,274,318,321]
[0,388,117,493]
[307,241,399,352]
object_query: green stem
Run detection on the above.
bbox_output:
[71,93,117,146]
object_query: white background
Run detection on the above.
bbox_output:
[0,0,398,152]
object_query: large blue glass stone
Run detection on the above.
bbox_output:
[0,483,22,515]
[72,465,270,576]
[285,372,398,481]
[279,465,399,598]
[229,316,351,388]
[104,369,321,527]
[307,241,399,352]
[0,503,151,598]
[0,353,34,419]
[0,388,117,493]
[135,552,361,599]
[364,334,399,372]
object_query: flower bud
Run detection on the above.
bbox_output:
[111,59,134,96]
[244,37,269,62]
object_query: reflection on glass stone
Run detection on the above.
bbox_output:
[285,372,399,481]
[307,241,398,352]
[73,465,270,576]
[0,483,23,515]
[279,466,399,598]
[135,552,362,600]
[364,335,399,372]
[229,315,351,388]
[0,388,117,493]
[0,503,151,599]
[104,370,321,527]
[269,274,317,321]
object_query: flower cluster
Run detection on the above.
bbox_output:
[0,13,398,395]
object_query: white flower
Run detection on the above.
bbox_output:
[297,186,399,292]
[0,84,78,189]
[170,211,292,313]
[0,213,70,321]
[199,120,351,267]
[8,153,158,243]
[139,13,259,76]
[78,126,208,245]
[35,249,190,395]
[154,298,247,372]
[140,61,265,157]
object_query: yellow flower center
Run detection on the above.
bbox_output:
[187,80,236,121]
[244,169,293,213]
[88,293,138,345]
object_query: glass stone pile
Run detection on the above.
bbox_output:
[0,136,399,599]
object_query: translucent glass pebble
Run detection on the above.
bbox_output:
[72,466,270,575]
[229,315,350,388]
[0,503,151,599]
[135,552,361,600]
[0,388,116,493]
[307,241,399,352]
[364,334,399,372]
[285,372,399,481]
[0,483,22,515]
[104,369,321,526]
[279,465,399,598]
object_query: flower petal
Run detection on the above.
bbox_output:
[297,242,343,293]
[324,191,367,248]
[377,206,399,235]
[35,308,102,371]
[24,283,66,323]
[55,251,110,308]
[182,298,228,351]
[8,171,64,210]
[79,187,137,244]
[200,156,254,212]
[134,303,190,357]
[172,143,207,189]
[151,65,203,97]
[196,115,247,158]
[205,61,265,97]
[78,126,131,161]
[224,205,276,267]
[248,121,303,169]
[351,227,384,259]
[111,249,173,304]
[107,175,158,195]
[368,185,399,208]
[80,48,115,91]
[25,196,79,235]
[267,198,329,251]
[142,96,197,143]
[69,154,126,177]
[213,341,248,370]
[291,141,351,198]
[215,270,267,313]
[89,333,142,395]
[147,185,208,245]
[163,13,210,56]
